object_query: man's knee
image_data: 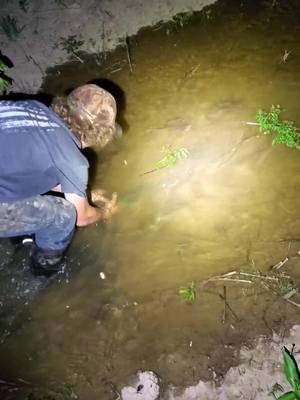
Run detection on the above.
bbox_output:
[47,196,77,231]
[35,197,77,251]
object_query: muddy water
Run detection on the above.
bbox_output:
[2,0,300,398]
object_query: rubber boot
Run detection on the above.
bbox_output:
[29,245,65,277]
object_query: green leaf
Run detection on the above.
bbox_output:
[179,282,196,302]
[278,392,297,400]
[283,347,300,391]
[256,106,300,149]
[154,146,189,170]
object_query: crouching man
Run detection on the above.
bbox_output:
[0,84,120,276]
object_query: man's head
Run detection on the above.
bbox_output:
[52,84,118,148]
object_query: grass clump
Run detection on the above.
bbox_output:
[257,105,300,149]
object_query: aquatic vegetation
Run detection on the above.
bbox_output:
[1,16,24,41]
[256,105,300,149]
[179,282,196,302]
[271,347,300,399]
[155,146,189,170]
[142,146,189,175]
[0,57,11,95]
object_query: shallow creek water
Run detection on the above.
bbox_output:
[1,0,300,398]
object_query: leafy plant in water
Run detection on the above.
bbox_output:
[59,35,84,62]
[256,105,300,149]
[1,16,24,41]
[179,282,196,302]
[142,146,189,175]
[271,347,300,399]
[172,11,194,27]
[155,146,189,170]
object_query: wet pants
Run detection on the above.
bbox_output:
[0,195,76,251]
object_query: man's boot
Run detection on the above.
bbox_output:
[29,245,65,277]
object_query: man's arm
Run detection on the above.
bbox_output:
[65,193,103,227]
[65,192,117,227]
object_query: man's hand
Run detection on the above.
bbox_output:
[65,191,117,227]
[90,189,118,219]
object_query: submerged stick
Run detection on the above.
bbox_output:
[272,257,289,270]
[222,286,227,324]
[140,168,158,176]
[244,122,259,126]
[282,297,300,309]
[125,36,133,73]
[239,272,290,281]
[219,288,240,322]
[72,51,84,63]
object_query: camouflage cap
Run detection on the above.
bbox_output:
[67,84,117,135]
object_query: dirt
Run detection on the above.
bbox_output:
[1,0,216,93]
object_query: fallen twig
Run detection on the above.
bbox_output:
[283,297,300,309]
[184,64,200,79]
[244,121,259,126]
[239,272,289,281]
[222,286,227,324]
[219,287,240,322]
[209,277,253,284]
[272,257,289,270]
[125,36,133,73]
[283,288,298,300]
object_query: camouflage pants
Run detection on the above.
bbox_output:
[0,195,76,251]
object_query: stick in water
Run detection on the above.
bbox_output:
[125,36,133,73]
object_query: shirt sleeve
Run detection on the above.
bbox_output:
[43,127,89,197]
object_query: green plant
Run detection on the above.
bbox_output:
[59,35,84,62]
[0,58,11,94]
[142,146,189,175]
[1,16,24,40]
[179,282,196,302]
[256,105,300,149]
[277,274,294,296]
[271,347,300,399]
[155,146,189,170]
[172,11,194,27]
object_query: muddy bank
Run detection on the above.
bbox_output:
[1,0,216,93]
[120,326,300,399]
[1,325,300,399]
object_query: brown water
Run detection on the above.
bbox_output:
[2,0,300,398]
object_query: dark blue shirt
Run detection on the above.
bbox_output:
[0,100,89,202]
